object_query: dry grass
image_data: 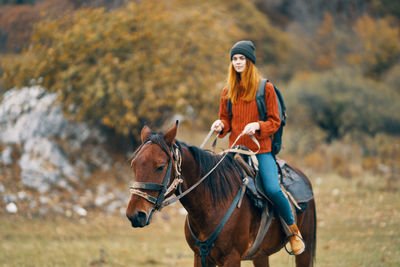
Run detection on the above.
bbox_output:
[1,172,399,267]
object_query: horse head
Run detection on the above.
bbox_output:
[126,122,179,228]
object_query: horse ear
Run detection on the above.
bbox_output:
[141,125,152,143]
[164,121,179,146]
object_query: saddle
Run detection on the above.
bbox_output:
[231,146,314,213]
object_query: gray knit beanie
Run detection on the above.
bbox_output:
[230,40,256,64]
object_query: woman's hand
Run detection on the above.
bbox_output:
[242,122,260,136]
[211,120,225,133]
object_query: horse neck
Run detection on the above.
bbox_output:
[178,146,234,228]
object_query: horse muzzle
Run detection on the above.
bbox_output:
[126,210,152,228]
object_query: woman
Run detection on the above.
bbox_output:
[211,40,305,255]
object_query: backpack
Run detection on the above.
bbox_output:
[227,78,286,156]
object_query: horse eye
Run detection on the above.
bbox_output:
[156,165,165,172]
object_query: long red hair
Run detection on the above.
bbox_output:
[226,60,261,104]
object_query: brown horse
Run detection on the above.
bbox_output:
[126,123,316,267]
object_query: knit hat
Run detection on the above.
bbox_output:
[230,40,256,64]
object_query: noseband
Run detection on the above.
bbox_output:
[129,142,183,211]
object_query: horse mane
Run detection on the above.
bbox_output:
[183,144,243,204]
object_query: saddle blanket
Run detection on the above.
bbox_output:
[276,158,314,203]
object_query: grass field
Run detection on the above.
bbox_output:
[1,171,399,267]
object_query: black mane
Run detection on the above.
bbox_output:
[184,144,243,204]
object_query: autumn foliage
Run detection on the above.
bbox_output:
[2,1,240,139]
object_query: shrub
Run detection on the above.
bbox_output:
[288,68,400,142]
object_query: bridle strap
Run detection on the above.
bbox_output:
[155,159,172,209]
[129,188,158,204]
[131,182,164,191]
[130,158,173,210]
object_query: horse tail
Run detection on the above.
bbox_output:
[311,198,317,267]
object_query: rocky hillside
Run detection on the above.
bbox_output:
[0,86,131,217]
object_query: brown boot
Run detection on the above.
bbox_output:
[288,224,305,255]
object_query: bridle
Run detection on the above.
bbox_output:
[129,141,183,213]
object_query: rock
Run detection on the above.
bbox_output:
[0,146,13,165]
[106,200,122,213]
[0,86,112,198]
[29,200,37,209]
[17,191,29,200]
[6,202,18,213]
[73,205,87,216]
[19,138,76,193]
[332,188,340,196]
[0,86,61,144]
[53,205,65,214]
[95,192,115,207]
[39,196,50,204]
[3,194,17,203]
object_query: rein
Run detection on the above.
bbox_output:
[162,131,260,207]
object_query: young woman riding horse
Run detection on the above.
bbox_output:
[211,40,304,255]
[126,40,317,266]
[126,124,316,266]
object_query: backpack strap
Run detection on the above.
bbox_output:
[255,78,268,121]
[227,78,267,120]
[273,84,286,125]
[227,97,232,118]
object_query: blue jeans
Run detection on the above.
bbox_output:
[256,152,294,225]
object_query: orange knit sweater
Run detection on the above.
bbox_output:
[218,81,281,154]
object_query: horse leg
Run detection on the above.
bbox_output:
[194,254,202,267]
[252,255,270,267]
[193,254,216,267]
[295,199,317,267]
[221,251,241,267]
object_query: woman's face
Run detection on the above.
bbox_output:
[232,54,246,73]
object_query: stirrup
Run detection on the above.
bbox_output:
[283,233,305,255]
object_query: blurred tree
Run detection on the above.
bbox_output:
[347,15,400,78]
[0,0,74,52]
[312,13,337,70]
[290,68,400,142]
[367,0,400,22]
[2,1,240,144]
[0,4,39,52]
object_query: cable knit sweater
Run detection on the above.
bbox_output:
[218,81,281,154]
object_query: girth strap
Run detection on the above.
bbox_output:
[187,186,243,267]
[244,208,274,259]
